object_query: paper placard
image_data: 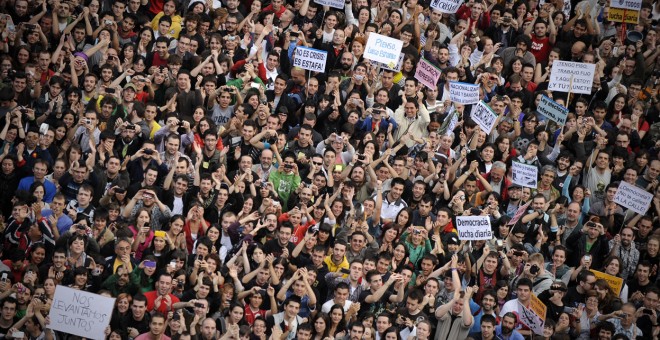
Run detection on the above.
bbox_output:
[592,269,624,294]
[293,46,328,73]
[313,0,344,9]
[364,33,404,68]
[608,0,642,23]
[548,61,595,94]
[456,216,493,240]
[613,181,653,215]
[370,53,405,72]
[518,295,546,335]
[414,58,442,89]
[508,201,532,226]
[49,285,115,340]
[511,161,538,189]
[449,82,480,104]
[537,95,569,125]
[429,0,462,13]
[471,101,498,134]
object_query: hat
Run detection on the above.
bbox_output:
[508,184,522,190]
[73,52,89,62]
[278,107,289,115]
[446,233,460,245]
[550,280,567,292]
[124,83,137,91]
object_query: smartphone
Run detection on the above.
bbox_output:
[144,260,156,268]
[154,230,166,238]
[115,188,126,194]
[584,255,592,262]
[39,123,49,135]
[340,268,350,274]
[126,124,135,130]
[12,332,24,339]
[194,302,205,308]
[0,273,7,282]
[168,261,176,269]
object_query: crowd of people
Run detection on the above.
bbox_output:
[0,0,660,338]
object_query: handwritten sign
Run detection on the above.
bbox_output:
[508,201,532,226]
[548,61,595,94]
[613,181,653,215]
[537,95,569,125]
[49,285,115,340]
[293,46,328,73]
[369,53,405,72]
[364,33,404,69]
[313,0,344,9]
[518,295,546,335]
[449,82,479,104]
[429,0,462,13]
[592,269,624,295]
[456,216,492,240]
[471,101,498,134]
[511,161,538,189]
[414,58,442,89]
[608,0,642,23]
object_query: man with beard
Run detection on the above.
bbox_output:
[337,52,354,78]
[95,155,129,200]
[553,152,574,192]
[114,121,147,162]
[263,223,296,259]
[101,263,140,296]
[496,312,524,340]
[608,227,640,279]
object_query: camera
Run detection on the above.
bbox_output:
[19,108,27,114]
[283,163,292,170]
[144,149,154,155]
[85,118,92,125]
[529,264,540,275]
[126,124,135,130]
[513,250,524,256]
[104,20,113,25]
[105,88,115,94]
[115,187,126,194]
[413,229,421,235]
[172,313,181,321]
[643,308,653,315]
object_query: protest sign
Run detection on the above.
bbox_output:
[471,101,498,134]
[537,95,569,125]
[438,106,458,135]
[456,216,493,240]
[548,61,595,94]
[364,33,404,68]
[449,82,479,104]
[369,53,405,72]
[430,0,462,13]
[511,161,538,189]
[293,46,328,73]
[613,181,653,215]
[608,0,642,23]
[518,295,546,335]
[414,58,442,89]
[592,269,624,294]
[508,201,532,226]
[49,285,115,340]
[313,0,344,9]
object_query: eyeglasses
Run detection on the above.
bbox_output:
[312,162,323,166]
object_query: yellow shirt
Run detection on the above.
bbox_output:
[324,255,349,273]
[151,13,183,39]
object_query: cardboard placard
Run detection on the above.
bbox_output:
[293,46,328,73]
[511,161,538,189]
[548,61,596,94]
[592,269,624,295]
[48,285,115,340]
[613,181,653,215]
[537,95,569,125]
[414,58,442,89]
[313,0,345,9]
[449,82,480,105]
[364,33,404,69]
[456,216,493,240]
[471,101,498,134]
[429,0,462,13]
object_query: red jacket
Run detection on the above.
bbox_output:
[476,172,512,201]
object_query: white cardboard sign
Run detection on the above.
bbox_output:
[293,46,328,73]
[430,0,462,13]
[511,161,538,189]
[313,0,344,9]
[548,61,595,94]
[456,216,493,240]
[449,82,480,105]
[613,181,653,215]
[364,33,404,69]
[471,101,498,134]
[48,285,115,340]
